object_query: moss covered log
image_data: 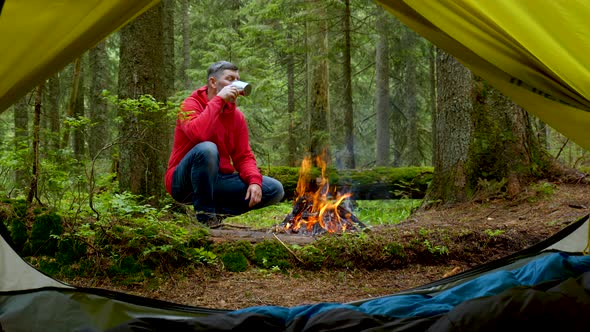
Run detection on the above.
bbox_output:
[262,166,433,201]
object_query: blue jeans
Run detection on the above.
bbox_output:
[171,141,284,217]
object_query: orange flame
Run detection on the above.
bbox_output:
[286,155,353,234]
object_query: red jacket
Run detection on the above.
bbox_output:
[165,86,262,195]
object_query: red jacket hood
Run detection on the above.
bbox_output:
[191,85,236,114]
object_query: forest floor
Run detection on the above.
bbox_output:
[69,182,590,311]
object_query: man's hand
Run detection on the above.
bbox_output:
[245,184,262,207]
[217,85,240,103]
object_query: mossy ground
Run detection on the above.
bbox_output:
[2,182,589,310]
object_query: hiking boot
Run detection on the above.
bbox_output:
[196,212,222,229]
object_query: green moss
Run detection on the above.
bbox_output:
[214,240,254,261]
[253,240,291,269]
[30,211,63,256]
[221,251,249,272]
[2,199,30,253]
[383,242,406,258]
[37,257,61,276]
[12,199,28,218]
[296,245,324,270]
[109,255,145,276]
[263,166,433,200]
[57,236,88,264]
[10,217,28,253]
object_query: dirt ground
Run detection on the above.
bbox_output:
[71,182,590,310]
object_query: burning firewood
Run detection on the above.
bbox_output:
[278,155,367,236]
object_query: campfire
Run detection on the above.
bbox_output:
[279,156,366,236]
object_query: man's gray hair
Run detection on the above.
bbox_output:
[207,61,239,80]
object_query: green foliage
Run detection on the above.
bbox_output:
[185,247,218,265]
[312,232,374,269]
[423,239,449,256]
[105,93,177,126]
[221,251,249,272]
[224,202,292,229]
[475,178,508,199]
[37,257,61,276]
[30,210,63,257]
[57,235,88,264]
[107,255,152,284]
[531,181,556,196]
[383,242,406,258]
[253,240,291,269]
[484,229,504,237]
[214,240,255,260]
[354,200,421,225]
[6,199,29,253]
[293,245,324,270]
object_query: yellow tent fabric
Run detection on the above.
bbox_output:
[1,0,590,152]
[378,0,590,151]
[0,0,159,112]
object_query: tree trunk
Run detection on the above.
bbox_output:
[535,118,550,151]
[286,33,298,167]
[61,58,82,150]
[424,50,472,205]
[425,51,576,207]
[375,6,390,167]
[162,0,175,96]
[470,80,545,197]
[307,0,330,163]
[341,0,355,169]
[45,74,61,151]
[117,3,168,204]
[27,84,44,205]
[88,41,110,159]
[181,0,191,90]
[402,27,419,166]
[72,55,85,159]
[429,44,437,166]
[13,95,29,187]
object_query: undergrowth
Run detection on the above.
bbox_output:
[0,195,428,282]
[0,190,533,285]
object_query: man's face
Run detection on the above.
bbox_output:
[210,69,240,93]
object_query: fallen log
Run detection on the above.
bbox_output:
[207,227,316,245]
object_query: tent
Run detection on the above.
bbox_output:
[2,0,590,330]
[2,214,590,331]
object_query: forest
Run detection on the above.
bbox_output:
[1,0,590,308]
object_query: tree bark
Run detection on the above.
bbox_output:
[307,0,330,163]
[424,50,472,205]
[470,80,545,197]
[46,74,61,151]
[118,3,168,204]
[429,44,437,166]
[425,51,578,207]
[286,33,298,167]
[61,58,82,150]
[27,83,44,205]
[402,27,419,166]
[72,55,86,159]
[88,41,109,159]
[375,6,390,167]
[162,0,175,96]
[181,0,191,90]
[13,95,29,187]
[341,0,355,169]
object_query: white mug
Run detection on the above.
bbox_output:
[231,80,252,96]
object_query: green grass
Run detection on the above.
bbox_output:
[223,199,422,229]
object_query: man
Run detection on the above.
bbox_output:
[165,61,284,226]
